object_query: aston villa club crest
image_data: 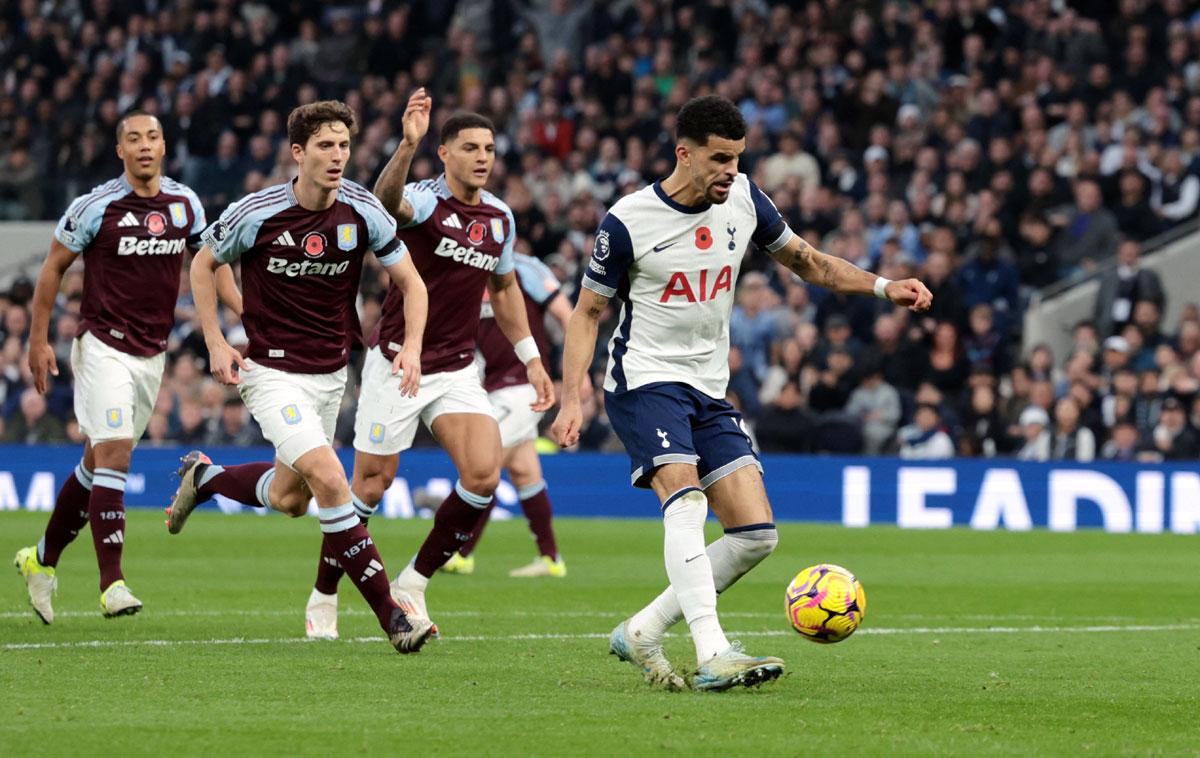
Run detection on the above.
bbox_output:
[490,218,505,243]
[302,231,327,258]
[337,224,357,251]
[281,404,302,425]
[169,202,188,228]
[466,220,486,246]
[145,211,167,237]
[106,408,123,428]
[369,422,385,443]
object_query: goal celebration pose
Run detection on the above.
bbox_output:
[167,99,433,653]
[552,96,932,691]
[14,112,235,622]
[301,105,555,640]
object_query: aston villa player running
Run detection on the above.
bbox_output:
[14,112,239,623]
[301,104,554,641]
[167,99,434,653]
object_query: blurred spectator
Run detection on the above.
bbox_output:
[1093,239,1165,338]
[1101,417,1144,461]
[4,388,67,443]
[1016,405,1052,462]
[1051,179,1120,277]
[897,403,954,460]
[754,381,817,453]
[843,356,900,455]
[1051,397,1096,462]
[1150,396,1200,460]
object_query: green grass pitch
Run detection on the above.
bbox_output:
[2,510,1198,756]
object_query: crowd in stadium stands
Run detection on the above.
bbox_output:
[2,0,1200,461]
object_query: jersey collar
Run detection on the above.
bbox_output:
[653,180,711,214]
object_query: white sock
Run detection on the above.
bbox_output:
[396,562,429,592]
[630,523,779,643]
[661,487,728,664]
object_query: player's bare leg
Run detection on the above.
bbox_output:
[15,440,96,624]
[501,441,565,577]
[291,446,431,653]
[308,450,396,638]
[391,413,500,632]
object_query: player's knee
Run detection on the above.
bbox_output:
[273,489,309,518]
[306,467,348,504]
[460,465,500,497]
[92,441,132,472]
[352,473,389,507]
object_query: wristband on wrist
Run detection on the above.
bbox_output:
[873,276,892,300]
[514,336,540,364]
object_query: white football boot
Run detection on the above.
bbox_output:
[692,642,785,692]
[305,588,339,640]
[100,580,143,618]
[14,546,56,624]
[609,620,687,691]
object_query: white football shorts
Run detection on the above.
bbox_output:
[353,346,494,456]
[237,358,346,467]
[71,331,165,445]
[488,383,543,448]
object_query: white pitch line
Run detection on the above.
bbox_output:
[2,623,1197,652]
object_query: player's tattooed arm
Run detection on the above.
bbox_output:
[552,287,608,447]
[769,234,933,312]
[27,239,77,394]
[373,88,432,225]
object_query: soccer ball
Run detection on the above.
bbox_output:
[786,563,867,643]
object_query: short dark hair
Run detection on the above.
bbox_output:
[440,112,495,144]
[287,100,358,148]
[116,111,161,141]
[676,95,746,145]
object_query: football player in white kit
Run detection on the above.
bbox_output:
[553,96,932,691]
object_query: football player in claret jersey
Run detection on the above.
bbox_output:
[301,108,554,641]
[14,112,239,623]
[441,252,573,578]
[166,98,434,654]
[553,96,932,691]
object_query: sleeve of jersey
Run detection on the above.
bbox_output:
[356,194,404,265]
[493,206,517,276]
[581,212,634,299]
[515,255,560,305]
[186,191,207,248]
[53,195,104,253]
[748,179,794,253]
[201,200,264,264]
[401,182,438,229]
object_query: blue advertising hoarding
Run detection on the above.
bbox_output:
[0,445,1196,534]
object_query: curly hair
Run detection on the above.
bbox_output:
[287,100,358,148]
[675,95,747,145]
[440,112,496,144]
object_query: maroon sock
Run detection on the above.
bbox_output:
[197,462,274,506]
[323,523,398,629]
[458,501,496,558]
[89,468,128,591]
[520,486,558,560]
[314,534,346,594]
[412,488,491,577]
[39,466,93,567]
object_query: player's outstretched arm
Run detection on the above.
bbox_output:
[548,291,592,401]
[383,254,427,397]
[551,287,607,448]
[190,245,248,386]
[373,88,431,226]
[489,271,556,412]
[769,234,933,312]
[27,239,76,394]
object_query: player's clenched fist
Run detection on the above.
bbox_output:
[402,88,432,147]
[885,278,934,313]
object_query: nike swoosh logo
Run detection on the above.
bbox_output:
[685,554,704,563]
[652,241,677,252]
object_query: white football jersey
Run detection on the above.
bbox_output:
[582,175,793,398]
